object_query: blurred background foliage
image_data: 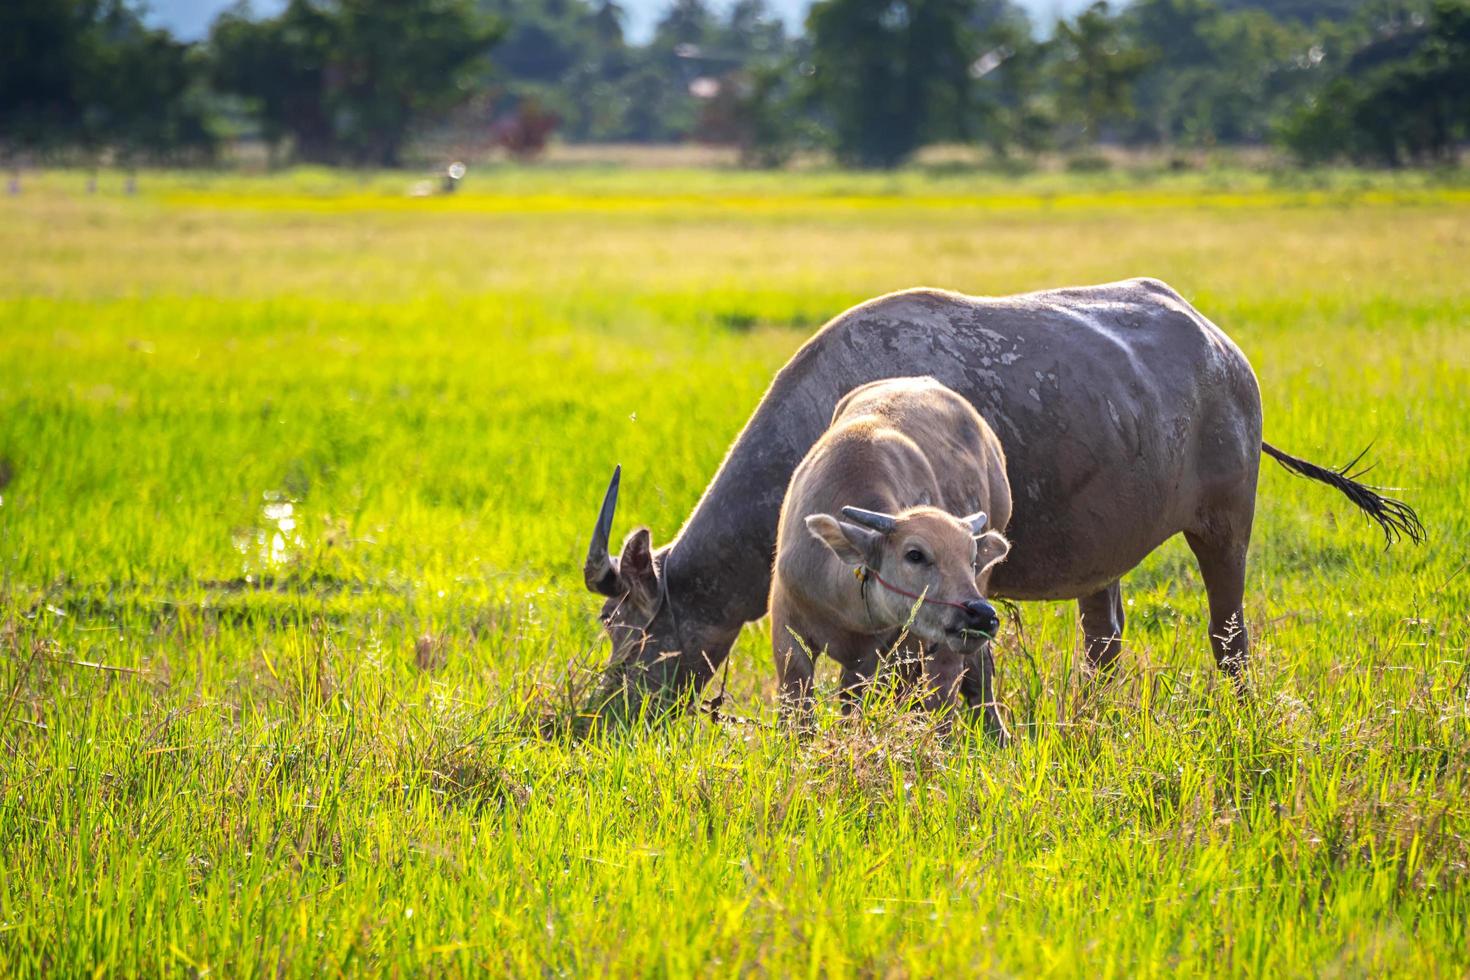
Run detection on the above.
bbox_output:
[1,0,1468,168]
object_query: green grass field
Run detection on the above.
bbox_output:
[1,166,1467,976]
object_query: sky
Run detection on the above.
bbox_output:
[144,0,1100,43]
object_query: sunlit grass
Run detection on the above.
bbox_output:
[0,167,1466,975]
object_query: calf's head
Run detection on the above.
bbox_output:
[806,505,1010,647]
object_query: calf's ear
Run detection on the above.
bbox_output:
[974,530,1011,575]
[805,514,881,566]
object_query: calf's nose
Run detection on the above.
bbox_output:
[962,599,1000,637]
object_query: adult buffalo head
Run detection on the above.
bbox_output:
[582,466,737,722]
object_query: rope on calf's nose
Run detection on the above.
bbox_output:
[855,566,997,640]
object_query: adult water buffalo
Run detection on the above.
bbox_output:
[582,278,1422,718]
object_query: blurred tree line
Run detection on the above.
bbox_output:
[1,0,1467,169]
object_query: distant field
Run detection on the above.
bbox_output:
[1,167,1467,975]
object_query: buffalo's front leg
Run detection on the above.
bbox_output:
[773,644,815,728]
[1078,580,1125,675]
[960,644,1011,745]
[770,600,817,729]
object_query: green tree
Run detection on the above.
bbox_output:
[683,2,808,165]
[806,0,980,167]
[1053,1,1152,144]
[0,0,90,152]
[1123,0,1310,146]
[693,61,809,167]
[1215,0,1362,23]
[481,0,794,144]
[209,2,335,163]
[721,0,789,61]
[635,0,721,140]
[962,3,1051,156]
[479,0,632,141]
[1278,0,1470,164]
[93,19,215,164]
[210,0,501,166]
[1,0,213,161]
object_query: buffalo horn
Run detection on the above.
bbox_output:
[963,511,989,534]
[841,506,897,534]
[584,465,623,595]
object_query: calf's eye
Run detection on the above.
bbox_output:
[905,549,925,564]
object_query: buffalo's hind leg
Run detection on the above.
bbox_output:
[1184,503,1253,680]
[1078,580,1125,675]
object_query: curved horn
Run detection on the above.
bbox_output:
[840,506,897,534]
[584,465,622,595]
[963,511,988,534]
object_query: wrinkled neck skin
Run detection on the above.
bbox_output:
[657,541,750,692]
[653,359,862,695]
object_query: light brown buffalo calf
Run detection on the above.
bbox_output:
[769,376,1012,739]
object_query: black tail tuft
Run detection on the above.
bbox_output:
[1262,442,1425,546]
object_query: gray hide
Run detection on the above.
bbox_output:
[583,277,1422,714]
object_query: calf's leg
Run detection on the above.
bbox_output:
[920,649,968,714]
[912,648,967,739]
[1078,580,1125,674]
[886,634,924,689]
[837,648,879,715]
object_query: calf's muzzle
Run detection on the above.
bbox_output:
[961,598,1000,637]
